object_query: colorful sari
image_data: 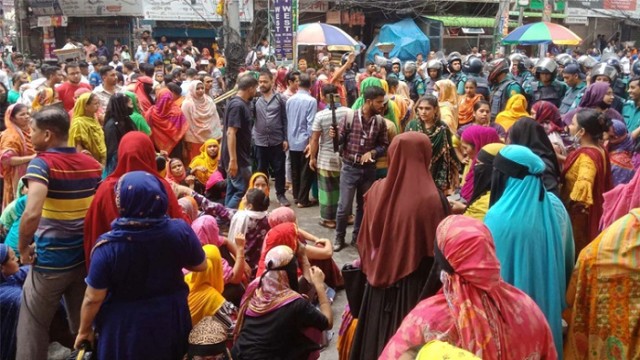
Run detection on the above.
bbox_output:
[69,93,107,164]
[31,88,55,112]
[133,76,154,114]
[435,79,459,132]
[607,119,636,186]
[188,139,220,185]
[459,126,500,202]
[0,104,34,209]
[564,209,640,360]
[495,94,529,131]
[145,88,188,154]
[457,94,483,126]
[182,80,222,159]
[380,215,557,360]
[561,146,612,254]
[404,119,460,192]
[185,245,226,326]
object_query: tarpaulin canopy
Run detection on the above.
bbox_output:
[366,18,430,62]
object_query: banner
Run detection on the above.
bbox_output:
[142,0,253,22]
[273,0,297,61]
[568,0,636,11]
[58,0,142,16]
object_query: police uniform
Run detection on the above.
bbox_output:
[490,74,522,121]
[531,80,568,108]
[559,81,586,115]
[448,71,468,95]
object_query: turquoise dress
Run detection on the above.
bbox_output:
[484,145,574,358]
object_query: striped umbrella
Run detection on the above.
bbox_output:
[296,23,359,47]
[502,21,582,46]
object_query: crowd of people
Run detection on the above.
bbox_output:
[0,30,639,360]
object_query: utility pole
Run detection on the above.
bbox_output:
[539,0,552,56]
[494,0,510,54]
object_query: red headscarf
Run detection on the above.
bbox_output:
[133,76,154,114]
[380,215,556,359]
[83,131,186,269]
[146,88,188,154]
[255,223,298,277]
[532,101,563,134]
[459,126,501,202]
[358,132,448,288]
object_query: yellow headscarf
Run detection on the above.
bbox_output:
[32,88,55,112]
[495,94,529,131]
[189,138,220,185]
[416,341,480,359]
[436,79,459,132]
[68,93,106,164]
[185,245,226,326]
[238,172,270,210]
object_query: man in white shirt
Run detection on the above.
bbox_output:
[92,65,122,112]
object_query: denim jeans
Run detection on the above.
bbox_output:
[225,166,252,209]
[255,144,286,196]
[335,162,376,244]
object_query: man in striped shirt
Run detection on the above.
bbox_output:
[17,107,102,359]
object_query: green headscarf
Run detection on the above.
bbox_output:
[352,77,398,130]
[125,91,152,135]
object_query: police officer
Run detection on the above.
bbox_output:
[559,64,586,114]
[447,52,467,95]
[511,54,535,94]
[424,59,444,96]
[590,63,625,113]
[578,55,597,84]
[389,57,402,79]
[486,58,523,121]
[530,58,568,108]
[555,53,573,82]
[402,61,425,102]
[605,57,629,99]
[463,56,490,100]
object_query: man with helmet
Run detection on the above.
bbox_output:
[447,52,467,94]
[577,55,597,81]
[559,64,586,114]
[605,57,629,99]
[529,58,568,108]
[555,53,573,82]
[590,63,625,113]
[402,61,425,102]
[486,58,523,121]
[511,53,535,94]
[424,59,444,95]
[464,55,491,100]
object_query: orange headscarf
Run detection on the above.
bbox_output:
[458,94,484,126]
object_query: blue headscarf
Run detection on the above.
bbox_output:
[484,145,575,356]
[113,170,169,229]
[0,244,8,264]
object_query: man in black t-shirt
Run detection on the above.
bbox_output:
[221,74,258,208]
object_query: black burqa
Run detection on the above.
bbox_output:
[508,118,561,196]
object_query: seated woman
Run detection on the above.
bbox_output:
[189,139,221,192]
[239,172,269,210]
[228,189,271,274]
[267,207,342,289]
[185,244,238,326]
[232,246,332,360]
[186,316,232,360]
[74,171,207,360]
[380,215,557,360]
[0,244,29,360]
[205,170,227,203]
[167,158,197,191]
[192,215,248,307]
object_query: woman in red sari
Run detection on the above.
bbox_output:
[562,108,612,254]
[133,76,154,114]
[145,83,188,157]
[83,131,186,269]
[380,215,557,360]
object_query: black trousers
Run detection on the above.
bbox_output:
[255,144,287,196]
[289,150,315,204]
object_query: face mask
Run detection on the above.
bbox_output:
[570,132,582,147]
[598,100,611,109]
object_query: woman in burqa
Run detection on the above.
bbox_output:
[349,132,449,359]
[508,117,562,197]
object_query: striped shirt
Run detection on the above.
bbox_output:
[24,147,102,272]
[312,107,353,172]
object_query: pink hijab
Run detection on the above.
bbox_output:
[380,215,556,360]
[459,126,501,202]
[600,170,640,229]
[267,207,297,227]
[192,215,222,246]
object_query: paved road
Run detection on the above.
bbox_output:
[269,191,359,360]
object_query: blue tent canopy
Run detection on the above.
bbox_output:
[366,18,430,62]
